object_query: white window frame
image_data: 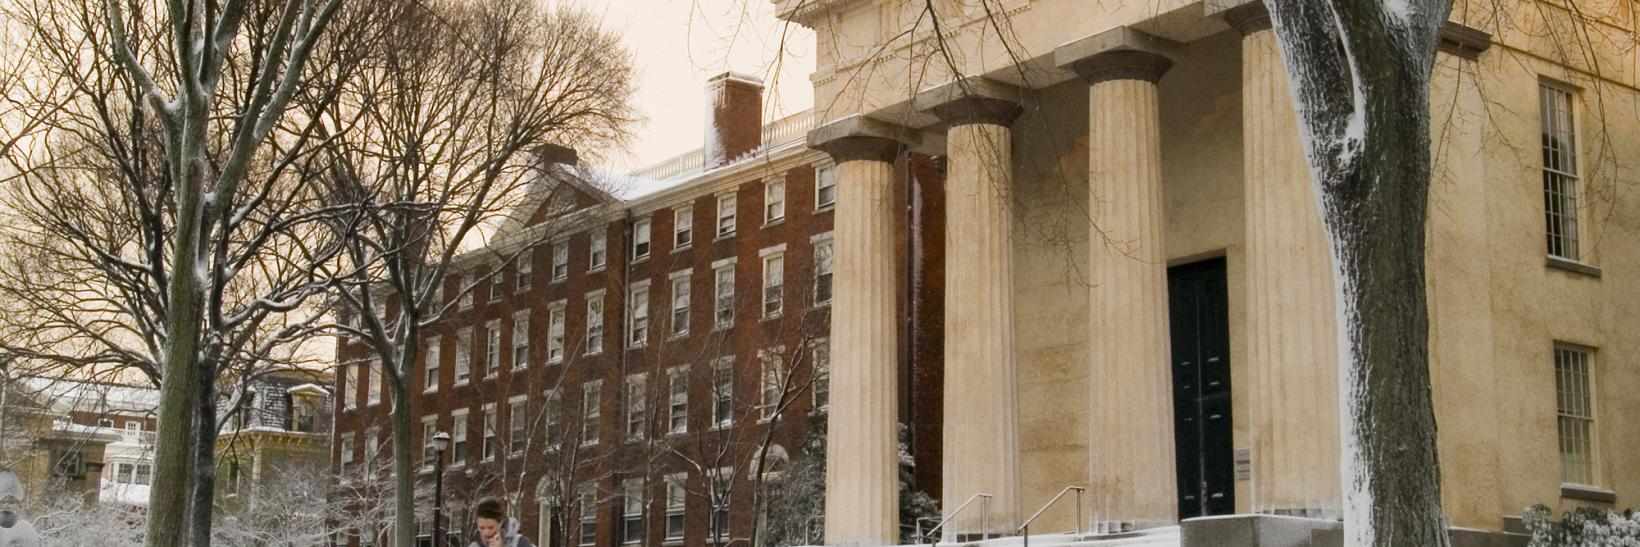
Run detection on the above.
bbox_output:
[713,258,736,329]
[716,193,737,238]
[1555,343,1598,486]
[489,271,504,302]
[711,358,734,429]
[761,246,785,319]
[579,484,598,547]
[553,242,570,281]
[424,338,441,393]
[591,234,608,272]
[586,290,606,356]
[485,320,502,379]
[665,474,687,541]
[668,366,690,435]
[1540,82,1584,263]
[544,389,563,451]
[759,348,787,421]
[670,271,691,337]
[421,416,438,470]
[633,217,652,261]
[341,364,357,411]
[340,432,356,475]
[451,409,470,466]
[626,374,647,441]
[621,478,645,544]
[516,248,534,292]
[482,403,498,462]
[674,205,693,250]
[459,274,474,310]
[764,178,786,224]
[548,301,567,363]
[815,164,837,211]
[813,233,834,307]
[367,359,383,407]
[583,380,603,445]
[629,281,650,348]
[812,338,830,413]
[513,311,531,371]
[509,395,528,457]
[455,328,472,386]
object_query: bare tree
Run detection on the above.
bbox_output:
[308,1,637,544]
[1261,1,1453,546]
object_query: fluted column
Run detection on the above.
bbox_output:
[1221,2,1342,517]
[1060,29,1180,531]
[923,81,1024,537]
[810,117,916,547]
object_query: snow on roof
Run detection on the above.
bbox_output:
[19,377,160,415]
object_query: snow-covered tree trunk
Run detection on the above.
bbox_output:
[1262,1,1453,546]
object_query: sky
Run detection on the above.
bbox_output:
[586,0,816,172]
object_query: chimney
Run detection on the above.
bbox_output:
[533,144,579,168]
[703,73,764,169]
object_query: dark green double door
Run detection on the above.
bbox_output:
[1168,258,1235,519]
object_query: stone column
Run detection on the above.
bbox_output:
[1057,28,1181,531]
[1212,0,1342,517]
[809,116,917,547]
[919,78,1025,537]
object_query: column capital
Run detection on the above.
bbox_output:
[1056,27,1182,85]
[1205,0,1271,36]
[809,115,920,164]
[916,77,1026,128]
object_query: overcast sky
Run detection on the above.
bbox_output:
[588,0,816,172]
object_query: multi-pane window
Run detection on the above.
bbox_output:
[455,328,472,385]
[668,367,689,434]
[553,243,570,281]
[489,273,504,302]
[485,321,502,379]
[509,397,528,457]
[583,381,603,445]
[765,179,786,223]
[586,291,606,355]
[674,205,693,249]
[760,349,787,420]
[717,193,737,237]
[1541,83,1581,261]
[814,236,834,306]
[513,312,530,370]
[451,411,469,465]
[579,485,598,547]
[459,275,474,310]
[813,340,830,412]
[544,390,563,450]
[714,263,735,328]
[422,417,437,469]
[665,475,686,540]
[1555,345,1596,485]
[340,433,355,475]
[517,248,534,292]
[433,276,446,306]
[712,358,734,428]
[762,251,784,318]
[710,469,731,540]
[622,479,644,544]
[633,218,652,260]
[424,339,441,392]
[342,364,356,411]
[367,359,383,406]
[134,463,152,485]
[482,404,498,462]
[548,302,567,363]
[591,235,608,271]
[815,165,837,210]
[629,283,650,348]
[671,274,691,337]
[626,374,647,441]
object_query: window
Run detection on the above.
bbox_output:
[517,248,534,292]
[367,359,383,406]
[489,272,504,302]
[455,328,472,385]
[714,262,735,329]
[424,339,441,392]
[762,251,784,318]
[674,205,693,249]
[712,358,734,428]
[591,234,608,271]
[1541,84,1581,261]
[622,479,644,544]
[459,275,474,310]
[509,397,528,457]
[626,374,647,441]
[633,218,652,260]
[670,274,691,337]
[98,418,114,428]
[548,302,567,363]
[583,381,602,445]
[814,235,833,306]
[579,485,598,547]
[485,321,502,379]
[1555,344,1596,486]
[629,283,650,348]
[434,276,446,306]
[760,349,788,421]
[342,365,357,411]
[716,193,736,237]
[340,433,355,475]
[813,340,830,412]
[125,420,143,433]
[665,475,686,541]
[422,417,438,469]
[586,291,605,355]
[709,469,731,540]
[451,412,468,466]
[668,367,689,434]
[544,390,563,450]
[513,312,531,370]
[134,463,151,485]
[765,179,785,223]
[815,165,837,210]
[553,243,570,281]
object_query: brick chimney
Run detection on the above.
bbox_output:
[703,73,764,169]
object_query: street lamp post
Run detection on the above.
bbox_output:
[432,431,450,547]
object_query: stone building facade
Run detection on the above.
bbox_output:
[772,0,1640,545]
[331,74,947,547]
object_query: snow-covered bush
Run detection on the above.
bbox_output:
[1525,504,1640,546]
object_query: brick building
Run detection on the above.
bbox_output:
[331,74,947,547]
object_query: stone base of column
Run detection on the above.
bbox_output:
[1180,514,1341,547]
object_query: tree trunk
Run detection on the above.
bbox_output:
[393,342,420,547]
[190,360,222,546]
[1262,2,1453,545]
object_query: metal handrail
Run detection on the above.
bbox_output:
[923,493,992,546]
[1017,486,1086,547]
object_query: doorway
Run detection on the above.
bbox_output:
[1168,257,1234,519]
